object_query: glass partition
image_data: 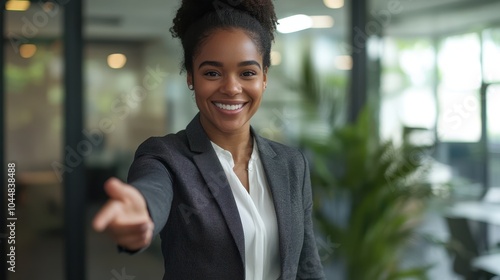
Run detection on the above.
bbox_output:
[379,37,436,144]
[437,33,482,142]
[483,28,500,83]
[4,2,64,279]
[487,85,500,187]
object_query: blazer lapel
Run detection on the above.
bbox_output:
[186,115,246,265]
[254,132,292,277]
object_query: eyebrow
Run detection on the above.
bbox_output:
[238,60,262,69]
[198,60,262,70]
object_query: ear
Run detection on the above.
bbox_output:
[187,71,193,87]
[263,67,268,90]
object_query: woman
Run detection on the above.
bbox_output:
[93,0,325,279]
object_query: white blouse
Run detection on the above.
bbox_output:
[211,140,281,280]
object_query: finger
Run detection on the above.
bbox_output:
[104,177,136,202]
[103,177,128,200]
[92,200,121,232]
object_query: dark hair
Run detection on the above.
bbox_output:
[170,0,278,74]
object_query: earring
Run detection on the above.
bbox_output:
[188,84,194,90]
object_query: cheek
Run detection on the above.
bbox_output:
[249,84,264,99]
[193,90,210,107]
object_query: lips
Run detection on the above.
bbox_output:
[213,102,246,111]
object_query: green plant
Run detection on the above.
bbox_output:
[305,109,433,279]
[295,52,433,279]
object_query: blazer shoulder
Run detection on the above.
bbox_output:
[258,136,307,167]
[134,130,189,158]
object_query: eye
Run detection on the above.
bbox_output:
[203,71,220,77]
[241,71,256,77]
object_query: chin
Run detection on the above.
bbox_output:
[216,119,248,132]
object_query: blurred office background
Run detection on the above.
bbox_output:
[1,0,500,279]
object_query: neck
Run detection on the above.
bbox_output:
[200,119,253,163]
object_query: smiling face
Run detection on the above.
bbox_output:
[188,28,267,138]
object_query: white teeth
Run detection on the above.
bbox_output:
[214,102,244,111]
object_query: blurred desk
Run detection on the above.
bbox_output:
[447,201,500,226]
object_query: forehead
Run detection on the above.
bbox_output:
[194,28,263,65]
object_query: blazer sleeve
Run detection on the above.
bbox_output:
[296,152,326,280]
[127,137,174,238]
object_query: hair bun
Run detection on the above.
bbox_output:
[170,0,278,73]
[171,0,277,40]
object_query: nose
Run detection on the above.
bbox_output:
[220,75,242,96]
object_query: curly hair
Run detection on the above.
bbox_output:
[170,0,278,73]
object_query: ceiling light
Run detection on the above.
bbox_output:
[277,14,313,34]
[6,0,30,11]
[323,0,344,9]
[310,16,334,28]
[334,55,352,70]
[107,53,127,69]
[20,44,37,58]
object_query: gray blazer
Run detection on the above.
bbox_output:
[127,114,325,280]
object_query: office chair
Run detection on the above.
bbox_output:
[446,216,497,280]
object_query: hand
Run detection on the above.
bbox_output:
[92,177,154,251]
